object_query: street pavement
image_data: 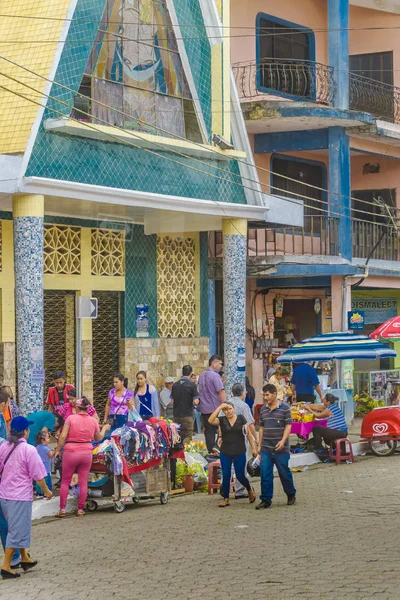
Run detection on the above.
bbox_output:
[1,454,400,600]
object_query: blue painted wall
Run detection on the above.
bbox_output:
[328,0,349,109]
[328,127,352,262]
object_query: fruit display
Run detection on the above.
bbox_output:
[291,404,315,422]
[354,392,385,415]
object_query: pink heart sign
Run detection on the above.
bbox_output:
[372,423,389,434]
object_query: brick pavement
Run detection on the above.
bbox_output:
[1,455,400,600]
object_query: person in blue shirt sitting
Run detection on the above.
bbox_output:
[304,393,348,454]
[290,362,324,405]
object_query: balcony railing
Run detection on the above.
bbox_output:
[232,59,336,105]
[209,217,339,259]
[349,72,400,124]
[352,220,399,261]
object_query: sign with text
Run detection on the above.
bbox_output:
[351,298,398,325]
[348,310,365,330]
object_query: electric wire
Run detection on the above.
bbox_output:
[0,54,396,222]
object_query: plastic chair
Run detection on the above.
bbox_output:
[207,460,235,495]
[329,438,354,466]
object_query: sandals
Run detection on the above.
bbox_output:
[55,510,66,518]
[249,488,256,504]
[76,510,85,517]
[218,498,230,508]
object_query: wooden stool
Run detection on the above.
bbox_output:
[329,438,354,466]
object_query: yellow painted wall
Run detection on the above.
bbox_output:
[0,1,72,154]
[0,220,125,343]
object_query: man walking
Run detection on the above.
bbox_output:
[171,366,199,443]
[256,383,296,510]
[290,362,323,404]
[198,355,226,453]
[225,383,258,499]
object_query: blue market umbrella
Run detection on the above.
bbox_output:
[277,332,397,363]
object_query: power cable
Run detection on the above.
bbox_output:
[0,54,396,222]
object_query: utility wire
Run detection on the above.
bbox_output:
[2,72,396,233]
[0,54,395,220]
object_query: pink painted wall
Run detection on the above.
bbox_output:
[230,0,328,66]
[349,6,400,88]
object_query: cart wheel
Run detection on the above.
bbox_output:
[86,500,98,512]
[369,439,397,457]
[160,491,169,505]
[114,501,125,513]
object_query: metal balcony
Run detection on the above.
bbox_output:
[209,217,339,260]
[232,59,336,105]
[349,72,400,124]
[352,220,399,261]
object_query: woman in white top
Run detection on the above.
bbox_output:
[268,367,288,402]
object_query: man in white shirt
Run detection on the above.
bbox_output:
[159,377,174,419]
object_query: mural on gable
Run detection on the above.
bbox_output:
[76,0,202,140]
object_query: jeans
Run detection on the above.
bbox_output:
[193,410,202,434]
[312,426,347,451]
[0,503,20,565]
[35,473,53,496]
[202,414,218,452]
[220,452,251,499]
[260,451,296,503]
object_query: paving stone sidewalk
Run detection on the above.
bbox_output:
[1,454,400,600]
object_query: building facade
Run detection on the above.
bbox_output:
[225,0,400,400]
[0,0,301,413]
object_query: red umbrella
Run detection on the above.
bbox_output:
[370,316,400,340]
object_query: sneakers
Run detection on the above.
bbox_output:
[255,500,271,510]
[287,494,296,505]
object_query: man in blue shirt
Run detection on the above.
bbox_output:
[290,362,323,404]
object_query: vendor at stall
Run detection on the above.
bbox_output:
[290,362,324,404]
[304,393,347,453]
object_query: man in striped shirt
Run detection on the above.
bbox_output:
[304,393,347,452]
[256,383,296,510]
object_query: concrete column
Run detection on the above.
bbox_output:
[328,0,349,110]
[222,218,247,392]
[13,194,44,414]
[328,127,352,262]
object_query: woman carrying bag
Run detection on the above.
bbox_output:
[102,373,134,430]
[0,416,52,579]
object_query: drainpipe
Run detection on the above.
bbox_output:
[341,276,349,332]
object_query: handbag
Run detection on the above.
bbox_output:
[106,390,129,427]
[0,442,20,482]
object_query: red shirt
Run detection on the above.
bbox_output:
[46,384,74,412]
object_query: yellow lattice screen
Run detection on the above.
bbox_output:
[44,225,81,275]
[91,229,125,276]
[157,235,196,338]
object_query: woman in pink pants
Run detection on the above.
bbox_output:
[54,397,107,517]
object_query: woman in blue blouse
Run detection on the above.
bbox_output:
[133,371,160,419]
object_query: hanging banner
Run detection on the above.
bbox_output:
[348,310,365,330]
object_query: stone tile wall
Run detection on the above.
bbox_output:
[82,340,93,402]
[0,342,16,389]
[120,337,210,390]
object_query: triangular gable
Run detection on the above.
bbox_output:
[74,0,208,143]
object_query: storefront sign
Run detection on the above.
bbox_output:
[348,310,365,330]
[136,304,149,338]
[351,298,398,325]
[326,296,332,319]
[343,359,354,390]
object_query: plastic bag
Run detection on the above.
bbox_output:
[184,451,208,468]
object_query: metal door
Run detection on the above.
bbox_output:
[92,291,120,416]
[44,291,76,393]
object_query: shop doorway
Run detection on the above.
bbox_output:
[274,299,320,348]
[92,291,120,417]
[44,291,76,394]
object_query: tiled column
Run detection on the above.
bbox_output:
[222,218,247,393]
[13,194,44,414]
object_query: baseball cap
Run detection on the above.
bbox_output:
[10,416,34,433]
[165,377,174,383]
